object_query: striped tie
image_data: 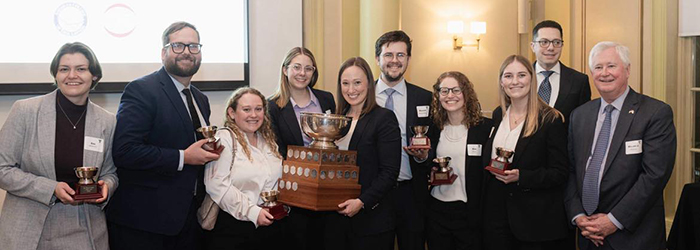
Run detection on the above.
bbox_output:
[582,104,614,215]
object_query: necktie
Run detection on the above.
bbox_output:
[384,88,396,111]
[182,89,204,140]
[538,70,555,104]
[582,104,614,215]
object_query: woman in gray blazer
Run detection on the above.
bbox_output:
[0,42,118,250]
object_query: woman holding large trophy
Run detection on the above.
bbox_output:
[424,71,493,250]
[0,42,118,250]
[481,55,570,249]
[202,87,284,249]
[267,47,335,249]
[324,57,401,250]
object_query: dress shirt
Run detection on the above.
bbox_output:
[431,125,468,202]
[170,75,207,171]
[204,130,283,227]
[376,78,411,181]
[491,107,524,161]
[336,118,358,151]
[290,87,323,146]
[535,62,562,107]
[576,86,630,229]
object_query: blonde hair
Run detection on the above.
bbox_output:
[269,47,319,108]
[224,87,282,161]
[431,71,482,130]
[497,55,563,137]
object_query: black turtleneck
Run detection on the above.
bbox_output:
[54,90,87,185]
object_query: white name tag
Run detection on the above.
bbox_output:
[84,136,104,153]
[467,144,482,156]
[417,105,430,118]
[625,140,642,155]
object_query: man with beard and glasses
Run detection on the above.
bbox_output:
[107,21,221,250]
[374,30,432,250]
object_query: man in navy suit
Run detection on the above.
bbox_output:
[531,20,590,123]
[374,30,432,250]
[565,41,676,250]
[107,22,221,250]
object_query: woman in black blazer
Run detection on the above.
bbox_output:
[424,71,492,250]
[267,47,336,250]
[324,57,401,250]
[482,55,569,250]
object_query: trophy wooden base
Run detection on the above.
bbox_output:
[265,204,289,220]
[430,167,458,185]
[202,138,221,152]
[73,184,102,200]
[408,138,431,150]
[278,146,361,211]
[485,159,509,175]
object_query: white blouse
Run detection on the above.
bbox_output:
[431,125,469,203]
[335,118,358,151]
[204,129,283,227]
[491,107,524,161]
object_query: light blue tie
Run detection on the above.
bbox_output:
[582,104,614,215]
[538,71,555,104]
[384,88,396,111]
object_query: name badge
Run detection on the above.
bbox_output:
[417,105,430,118]
[467,144,482,156]
[84,136,104,153]
[625,140,642,155]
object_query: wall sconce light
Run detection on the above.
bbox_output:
[448,21,486,51]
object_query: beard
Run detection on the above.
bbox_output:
[165,55,201,77]
[381,62,405,82]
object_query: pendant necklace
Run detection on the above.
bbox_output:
[57,100,87,130]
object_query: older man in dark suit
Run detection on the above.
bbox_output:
[565,41,676,250]
[107,22,221,250]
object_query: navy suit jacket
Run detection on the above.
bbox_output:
[267,89,336,158]
[107,67,211,235]
[483,107,570,241]
[565,89,676,250]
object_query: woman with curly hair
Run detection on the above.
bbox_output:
[424,71,492,250]
[482,55,569,250]
[203,87,284,250]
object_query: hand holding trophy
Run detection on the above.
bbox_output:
[485,147,514,175]
[407,125,431,150]
[73,166,102,200]
[430,156,458,185]
[197,125,222,152]
[260,190,290,220]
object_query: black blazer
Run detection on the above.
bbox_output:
[427,117,493,229]
[554,63,591,122]
[267,89,336,158]
[348,107,401,236]
[482,107,569,241]
[108,67,210,235]
[400,82,434,228]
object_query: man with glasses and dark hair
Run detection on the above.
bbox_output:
[531,20,590,123]
[107,21,221,250]
[374,30,432,250]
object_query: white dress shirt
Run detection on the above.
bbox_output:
[375,78,412,181]
[491,107,523,160]
[204,130,283,227]
[431,125,469,202]
[535,62,562,107]
[169,74,207,171]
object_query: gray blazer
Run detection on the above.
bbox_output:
[0,90,118,250]
[565,89,676,250]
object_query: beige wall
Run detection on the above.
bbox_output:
[400,0,519,112]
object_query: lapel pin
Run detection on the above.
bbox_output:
[629,110,635,114]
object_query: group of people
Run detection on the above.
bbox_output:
[0,19,676,250]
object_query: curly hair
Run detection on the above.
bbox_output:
[223,87,282,161]
[431,71,483,130]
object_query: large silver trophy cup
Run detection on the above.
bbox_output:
[300,112,352,149]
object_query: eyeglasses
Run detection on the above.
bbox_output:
[438,87,463,96]
[288,63,316,74]
[382,52,407,61]
[533,39,564,48]
[165,42,203,54]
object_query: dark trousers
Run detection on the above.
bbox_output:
[108,200,202,250]
[323,212,395,250]
[203,210,283,250]
[426,196,480,250]
[282,207,327,250]
[391,180,426,250]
